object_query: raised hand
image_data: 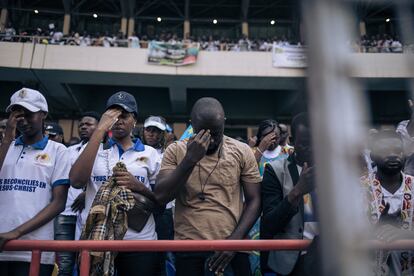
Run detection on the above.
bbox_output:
[4,110,25,141]
[71,192,86,213]
[208,251,235,275]
[378,203,401,227]
[113,169,145,192]
[184,129,211,165]
[295,162,315,196]
[258,132,278,152]
[97,108,122,132]
[0,231,20,251]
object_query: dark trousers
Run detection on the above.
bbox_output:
[154,208,174,275]
[54,214,77,276]
[154,208,174,241]
[115,251,162,276]
[0,261,54,276]
[175,252,251,276]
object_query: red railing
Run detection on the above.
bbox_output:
[4,239,414,276]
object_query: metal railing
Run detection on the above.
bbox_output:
[4,239,414,276]
[4,239,311,276]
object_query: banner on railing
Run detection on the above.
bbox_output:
[148,41,199,66]
[272,43,307,68]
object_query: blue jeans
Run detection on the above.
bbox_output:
[54,215,77,276]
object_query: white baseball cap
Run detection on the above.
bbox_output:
[144,116,166,131]
[6,88,48,113]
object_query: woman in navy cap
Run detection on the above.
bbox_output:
[70,91,162,275]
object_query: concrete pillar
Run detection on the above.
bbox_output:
[247,127,254,139]
[58,119,76,142]
[184,20,190,38]
[63,14,70,35]
[127,18,135,37]
[359,21,366,36]
[121,17,127,35]
[0,8,8,32]
[242,21,248,37]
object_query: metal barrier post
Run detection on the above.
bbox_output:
[29,250,41,276]
[79,249,90,276]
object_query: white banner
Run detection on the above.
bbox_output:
[272,43,307,68]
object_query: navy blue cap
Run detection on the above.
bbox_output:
[45,122,63,135]
[106,91,138,114]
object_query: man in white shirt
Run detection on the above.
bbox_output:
[0,88,70,276]
[128,32,140,48]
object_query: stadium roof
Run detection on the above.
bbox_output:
[1,0,396,23]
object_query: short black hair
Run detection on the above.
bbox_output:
[371,129,403,148]
[255,119,278,147]
[81,111,101,122]
[291,112,309,141]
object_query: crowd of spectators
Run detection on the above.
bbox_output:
[1,22,410,53]
[354,34,404,53]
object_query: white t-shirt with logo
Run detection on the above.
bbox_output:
[83,139,160,241]
[0,136,71,264]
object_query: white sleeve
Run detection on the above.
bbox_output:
[51,145,72,188]
[148,149,161,185]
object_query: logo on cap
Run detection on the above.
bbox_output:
[117,93,125,99]
[18,89,27,99]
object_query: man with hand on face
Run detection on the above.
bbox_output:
[0,88,71,276]
[253,119,284,176]
[362,130,414,275]
[155,97,261,276]
[261,113,319,276]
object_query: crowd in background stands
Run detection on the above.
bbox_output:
[0,22,409,53]
[356,34,403,53]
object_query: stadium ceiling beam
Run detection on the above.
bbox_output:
[366,2,393,18]
[191,3,292,8]
[63,83,83,114]
[0,0,7,8]
[127,0,135,17]
[105,0,121,13]
[249,0,288,18]
[191,0,229,18]
[167,0,184,18]
[62,0,71,14]
[135,0,161,16]
[241,0,250,21]
[72,0,89,12]
[24,0,43,8]
[120,0,128,17]
[185,0,190,19]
